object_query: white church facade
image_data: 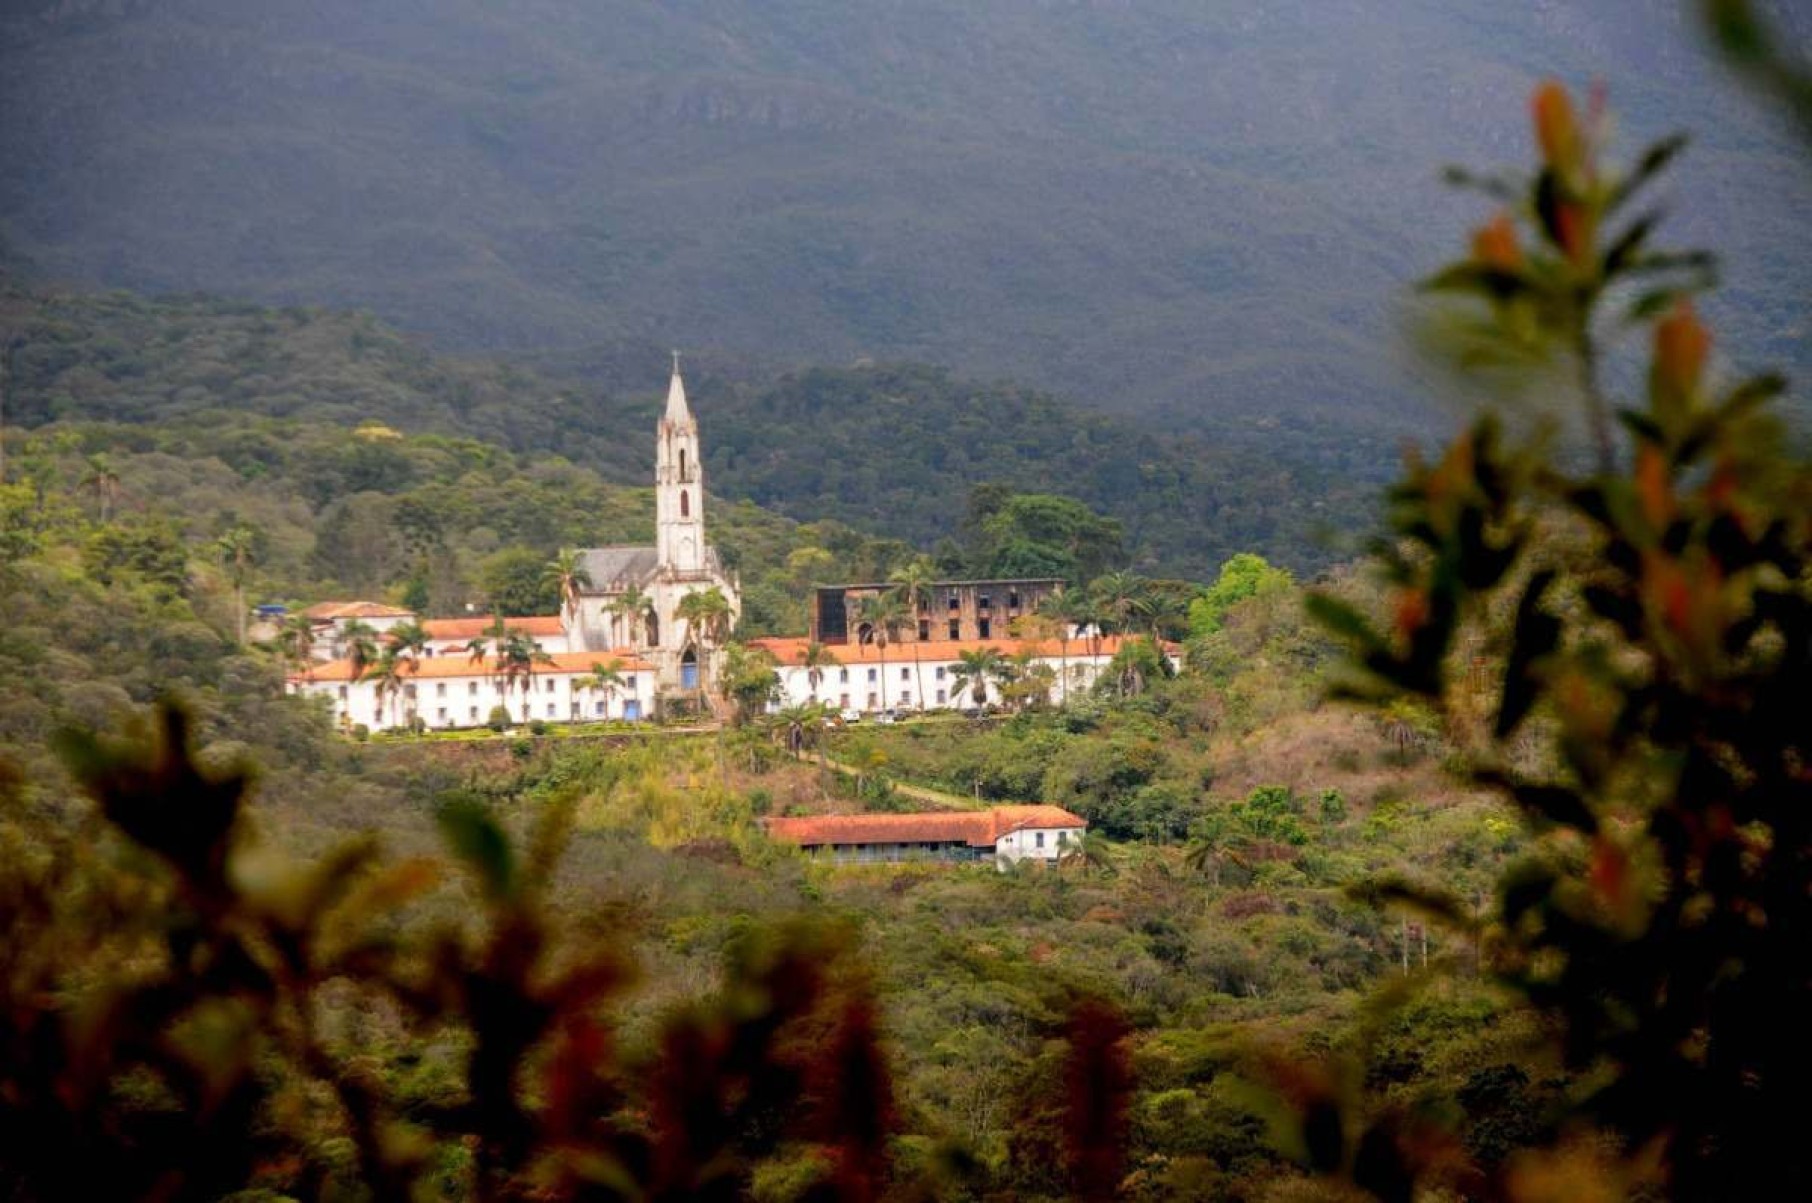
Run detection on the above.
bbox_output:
[562,358,742,697]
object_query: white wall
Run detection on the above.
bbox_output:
[291,668,652,731]
[994,826,1079,864]
[768,650,1113,714]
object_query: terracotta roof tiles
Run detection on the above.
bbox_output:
[421,615,565,641]
[291,649,650,683]
[302,601,416,620]
[747,634,1152,665]
[763,805,1085,849]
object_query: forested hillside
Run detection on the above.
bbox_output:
[0,398,1544,1197]
[4,0,1806,439]
[1,280,1383,574]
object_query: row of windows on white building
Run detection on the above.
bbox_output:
[330,674,642,727]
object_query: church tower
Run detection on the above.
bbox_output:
[655,353,706,574]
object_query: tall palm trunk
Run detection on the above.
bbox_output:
[911,638,926,711]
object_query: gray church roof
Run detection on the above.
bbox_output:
[576,546,659,591]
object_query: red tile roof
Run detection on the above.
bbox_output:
[748,635,1148,666]
[422,615,566,641]
[290,649,651,683]
[302,601,416,620]
[763,805,1085,849]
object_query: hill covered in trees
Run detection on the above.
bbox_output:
[4,0,1807,443]
[0,280,1385,575]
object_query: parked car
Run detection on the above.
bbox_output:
[839,708,862,723]
[875,709,898,725]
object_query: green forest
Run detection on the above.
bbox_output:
[2,26,1811,1203]
[0,278,1384,577]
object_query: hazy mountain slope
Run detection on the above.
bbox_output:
[2,1,1807,438]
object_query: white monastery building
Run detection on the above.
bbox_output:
[285,360,1170,731]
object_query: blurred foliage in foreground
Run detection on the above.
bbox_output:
[1304,78,1811,1198]
[1,704,912,1201]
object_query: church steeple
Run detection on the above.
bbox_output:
[655,353,705,573]
[664,350,692,423]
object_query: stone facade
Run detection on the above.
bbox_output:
[810,578,1065,646]
[566,360,742,702]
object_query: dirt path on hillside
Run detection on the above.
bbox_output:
[816,754,984,810]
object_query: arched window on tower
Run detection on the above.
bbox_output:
[679,448,688,480]
[680,490,690,517]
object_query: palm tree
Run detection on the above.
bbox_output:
[387,619,429,661]
[950,646,1006,709]
[464,612,509,665]
[773,700,833,760]
[675,586,734,706]
[1059,829,1117,877]
[214,526,256,644]
[499,631,554,723]
[341,620,381,682]
[581,659,625,719]
[1038,590,1090,706]
[277,613,317,679]
[543,548,592,620]
[1091,571,1153,637]
[887,556,937,711]
[364,647,412,731]
[79,453,122,523]
[796,641,840,704]
[607,583,655,647]
[853,591,906,713]
[1000,652,1054,712]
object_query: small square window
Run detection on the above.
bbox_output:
[839,668,850,683]
[918,619,930,641]
[1009,590,1020,608]
[839,693,850,707]
[978,618,991,638]
[867,693,878,708]
[936,689,947,703]
[948,619,960,639]
[436,683,447,697]
[1036,832,1045,848]
[469,706,478,720]
[935,666,946,679]
[900,667,910,680]
[437,707,447,720]
[469,682,478,696]
[867,668,877,682]
[978,595,991,609]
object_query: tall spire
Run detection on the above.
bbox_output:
[665,350,692,423]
